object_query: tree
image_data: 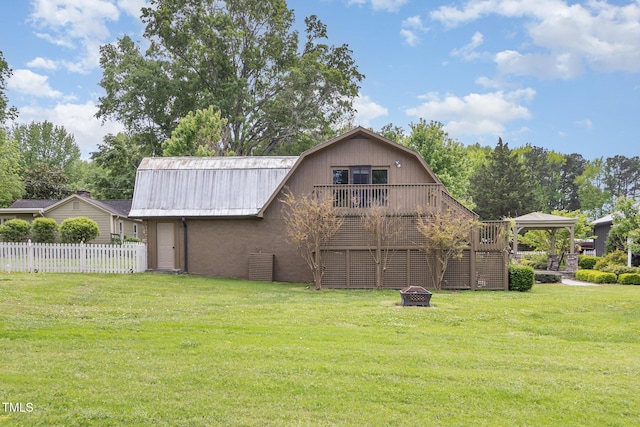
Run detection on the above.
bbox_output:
[360,205,405,289]
[0,129,24,207]
[0,219,31,242]
[416,207,480,291]
[90,133,143,199]
[96,0,363,156]
[281,190,343,290]
[376,123,406,143]
[11,121,81,175]
[470,138,542,220]
[517,144,564,211]
[0,50,18,124]
[31,218,59,243]
[60,217,100,243]
[608,197,640,255]
[575,158,612,219]
[559,153,586,211]
[22,164,73,200]
[405,119,474,208]
[163,106,228,156]
[603,155,640,200]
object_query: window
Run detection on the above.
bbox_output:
[333,169,349,184]
[331,166,389,207]
[372,169,388,184]
[133,224,138,238]
[351,166,370,184]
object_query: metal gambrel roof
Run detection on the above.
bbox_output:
[129,156,299,218]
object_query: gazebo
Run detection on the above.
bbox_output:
[513,212,578,271]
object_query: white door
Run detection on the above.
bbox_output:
[157,222,175,269]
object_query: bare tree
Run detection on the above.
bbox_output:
[281,190,343,290]
[416,207,480,291]
[360,204,405,289]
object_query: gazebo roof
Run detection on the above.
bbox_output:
[514,212,578,229]
[512,212,577,256]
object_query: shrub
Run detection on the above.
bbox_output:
[60,217,100,243]
[593,250,627,271]
[575,269,618,284]
[0,219,31,242]
[520,253,548,270]
[598,265,640,276]
[31,218,59,243]
[509,265,534,292]
[123,237,141,243]
[535,273,562,283]
[618,273,640,285]
[578,255,599,270]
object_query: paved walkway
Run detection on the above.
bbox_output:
[561,277,599,286]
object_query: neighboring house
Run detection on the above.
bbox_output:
[0,191,141,244]
[129,127,509,289]
[592,214,613,256]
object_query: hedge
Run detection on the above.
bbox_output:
[578,255,599,270]
[31,218,59,243]
[0,219,31,242]
[508,265,534,292]
[618,273,640,285]
[60,217,100,243]
[575,269,618,284]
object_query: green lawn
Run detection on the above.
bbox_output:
[0,273,639,426]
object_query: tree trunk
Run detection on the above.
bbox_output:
[376,221,382,289]
[313,242,322,290]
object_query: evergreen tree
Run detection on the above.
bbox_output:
[559,153,587,211]
[470,138,542,220]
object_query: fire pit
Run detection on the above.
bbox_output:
[399,286,432,307]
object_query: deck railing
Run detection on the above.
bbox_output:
[313,183,449,213]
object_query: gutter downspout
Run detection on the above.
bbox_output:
[181,217,188,273]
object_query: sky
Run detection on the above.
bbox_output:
[1,0,640,160]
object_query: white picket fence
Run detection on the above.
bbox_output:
[0,241,147,274]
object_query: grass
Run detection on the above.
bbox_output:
[0,273,639,426]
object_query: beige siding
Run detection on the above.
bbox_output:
[47,200,113,244]
[264,136,436,219]
[116,219,140,240]
[1,214,37,223]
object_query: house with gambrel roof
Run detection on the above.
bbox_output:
[130,127,509,289]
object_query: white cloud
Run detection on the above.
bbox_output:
[117,0,147,18]
[430,0,640,76]
[8,69,63,98]
[347,0,409,12]
[475,76,504,89]
[405,89,535,137]
[354,94,388,127]
[450,31,485,60]
[31,0,120,40]
[577,119,593,130]
[401,15,428,46]
[27,57,59,70]
[18,101,125,157]
[29,0,122,73]
[494,50,584,79]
